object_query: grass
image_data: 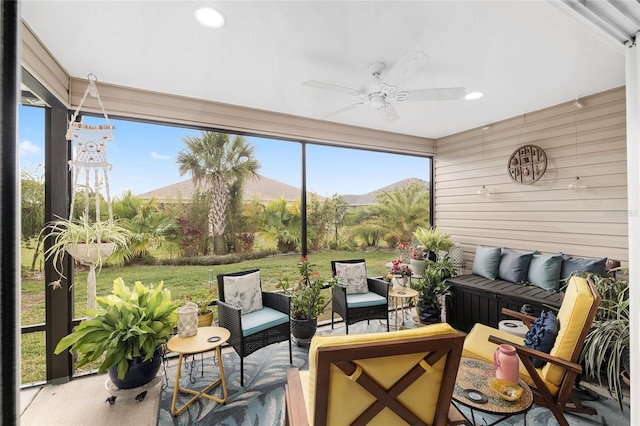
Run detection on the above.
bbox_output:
[20,249,394,384]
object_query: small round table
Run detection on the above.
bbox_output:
[167,326,231,416]
[388,287,421,329]
[452,357,533,425]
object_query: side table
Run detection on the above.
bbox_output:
[452,357,533,426]
[388,287,421,329]
[167,326,231,416]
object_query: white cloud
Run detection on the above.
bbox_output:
[150,151,170,160]
[20,140,41,156]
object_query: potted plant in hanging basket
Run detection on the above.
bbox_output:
[413,226,455,262]
[276,257,336,345]
[411,257,455,324]
[39,215,130,308]
[54,277,179,389]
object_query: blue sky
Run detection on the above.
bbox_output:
[18,105,430,197]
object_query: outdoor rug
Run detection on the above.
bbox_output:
[157,321,630,425]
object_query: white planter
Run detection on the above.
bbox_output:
[65,242,116,265]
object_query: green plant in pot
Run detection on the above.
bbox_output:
[411,256,455,324]
[276,257,336,344]
[185,288,216,327]
[577,269,629,409]
[40,215,131,309]
[413,226,455,261]
[54,277,179,389]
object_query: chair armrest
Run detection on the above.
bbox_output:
[367,277,389,298]
[263,291,291,316]
[285,368,309,426]
[501,308,537,328]
[216,300,242,347]
[488,334,582,374]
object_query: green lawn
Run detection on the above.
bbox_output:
[20,250,394,384]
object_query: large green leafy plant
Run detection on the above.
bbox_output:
[411,256,455,310]
[54,278,179,380]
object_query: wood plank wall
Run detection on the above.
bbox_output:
[434,87,628,265]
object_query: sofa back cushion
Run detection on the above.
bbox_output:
[527,254,563,291]
[560,254,607,280]
[472,245,501,280]
[498,248,533,284]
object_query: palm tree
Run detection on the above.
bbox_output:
[177,131,260,254]
[373,181,430,245]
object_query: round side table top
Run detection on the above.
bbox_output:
[453,357,533,415]
[167,326,230,355]
[389,287,418,299]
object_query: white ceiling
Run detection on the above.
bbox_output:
[21,1,634,139]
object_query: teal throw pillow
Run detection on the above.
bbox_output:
[559,254,607,280]
[524,310,559,367]
[471,245,501,280]
[527,254,562,291]
[498,248,534,284]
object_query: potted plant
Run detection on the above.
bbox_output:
[185,289,216,327]
[382,258,413,289]
[40,215,130,309]
[411,257,455,324]
[409,248,428,277]
[54,277,179,389]
[413,226,455,261]
[578,269,629,410]
[276,257,335,344]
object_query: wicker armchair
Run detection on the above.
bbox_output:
[330,259,389,334]
[217,269,292,386]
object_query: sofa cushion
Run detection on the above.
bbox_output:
[223,270,263,314]
[560,254,607,281]
[346,292,387,308]
[524,310,559,367]
[498,248,533,284]
[527,254,563,291]
[241,306,289,336]
[334,261,369,294]
[472,245,501,280]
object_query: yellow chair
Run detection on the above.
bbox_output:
[285,323,466,426]
[462,276,601,426]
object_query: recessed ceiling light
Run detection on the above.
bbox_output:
[465,91,484,100]
[195,6,225,28]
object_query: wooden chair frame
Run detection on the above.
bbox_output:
[217,269,292,387]
[330,259,390,334]
[488,278,601,426]
[285,331,466,426]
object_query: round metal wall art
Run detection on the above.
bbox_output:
[507,144,547,184]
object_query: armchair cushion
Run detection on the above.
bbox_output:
[223,270,263,314]
[307,323,460,425]
[334,261,369,294]
[471,245,501,280]
[241,306,289,337]
[524,310,559,367]
[346,292,387,308]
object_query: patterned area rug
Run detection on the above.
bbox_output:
[157,321,630,425]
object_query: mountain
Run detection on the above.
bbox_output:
[139,175,428,205]
[342,178,429,206]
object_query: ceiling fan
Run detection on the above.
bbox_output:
[303,50,466,121]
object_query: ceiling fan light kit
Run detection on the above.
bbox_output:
[303,50,469,121]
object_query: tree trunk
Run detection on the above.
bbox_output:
[209,177,228,255]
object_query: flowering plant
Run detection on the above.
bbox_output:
[185,289,215,315]
[383,259,413,283]
[397,241,412,263]
[411,248,425,260]
[276,257,337,320]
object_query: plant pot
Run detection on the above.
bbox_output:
[291,317,317,346]
[409,259,427,277]
[65,242,116,265]
[418,303,441,324]
[108,346,163,390]
[198,311,213,327]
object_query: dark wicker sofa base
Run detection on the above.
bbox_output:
[446,274,564,333]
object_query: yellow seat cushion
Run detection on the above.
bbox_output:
[307,323,457,425]
[462,322,559,396]
[543,276,594,386]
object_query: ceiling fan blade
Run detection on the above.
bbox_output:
[381,50,429,88]
[302,80,363,97]
[323,102,367,118]
[377,103,400,121]
[398,87,466,101]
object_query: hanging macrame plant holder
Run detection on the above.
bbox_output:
[66,74,116,309]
